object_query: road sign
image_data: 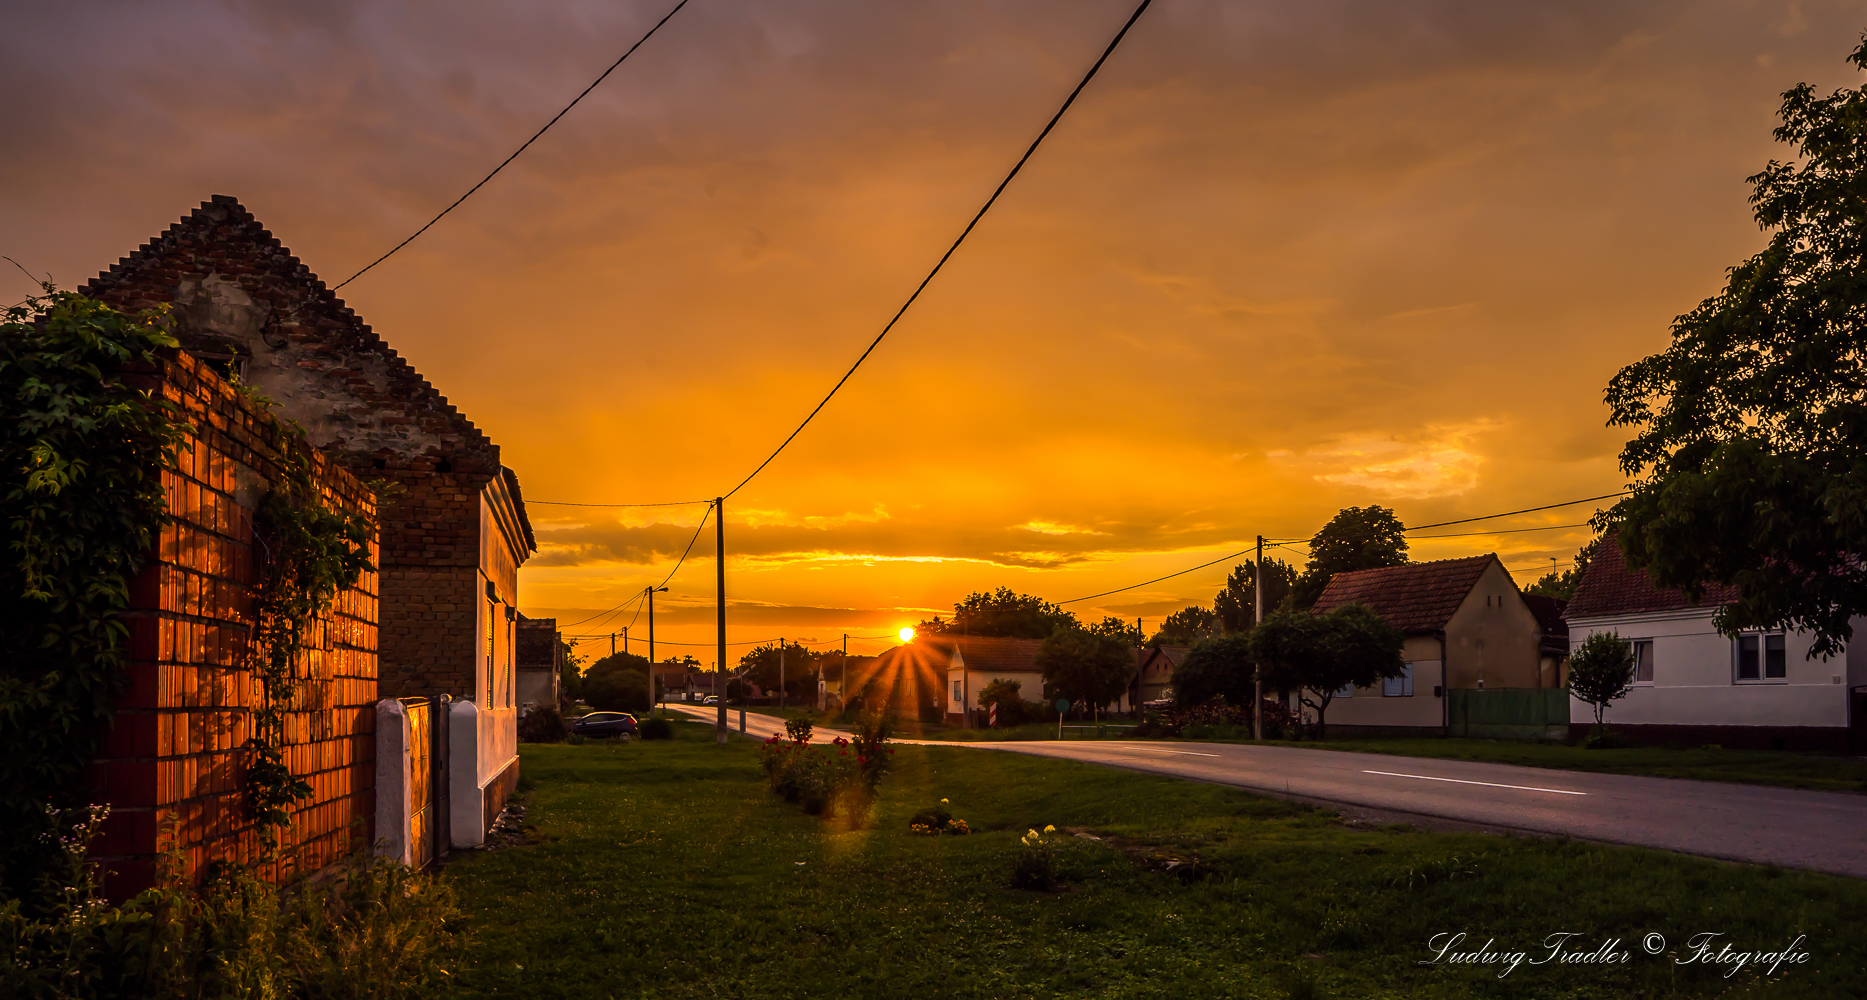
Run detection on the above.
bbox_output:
[1055,698,1071,712]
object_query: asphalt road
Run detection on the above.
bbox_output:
[663,706,1867,878]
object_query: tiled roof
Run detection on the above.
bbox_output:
[1563,533,1740,620]
[918,635,1045,674]
[1138,645,1190,679]
[1310,555,1498,633]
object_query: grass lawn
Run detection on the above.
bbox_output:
[444,720,1863,999]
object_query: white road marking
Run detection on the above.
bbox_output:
[1362,769,1587,796]
[1117,746,1222,757]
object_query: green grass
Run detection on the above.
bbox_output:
[447,719,1864,998]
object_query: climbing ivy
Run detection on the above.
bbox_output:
[0,289,187,895]
[247,444,373,837]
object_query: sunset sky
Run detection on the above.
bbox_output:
[7,1,1865,661]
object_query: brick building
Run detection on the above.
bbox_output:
[85,195,534,845]
[95,350,378,899]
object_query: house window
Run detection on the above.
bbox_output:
[1631,640,1654,684]
[1334,682,1354,698]
[1734,633,1787,682]
[954,680,963,702]
[1383,663,1414,697]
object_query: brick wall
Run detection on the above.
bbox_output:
[90,350,379,900]
[81,195,533,704]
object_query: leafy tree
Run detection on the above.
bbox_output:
[1034,629,1136,715]
[1250,603,1404,739]
[1567,631,1636,731]
[1169,632,1256,708]
[976,677,1028,725]
[1213,556,1298,632]
[917,586,1079,638]
[1087,615,1141,642]
[1150,605,1220,646]
[739,641,820,699]
[557,638,585,706]
[1603,39,1867,657]
[1289,507,1409,610]
[584,652,654,712]
[1527,537,1602,601]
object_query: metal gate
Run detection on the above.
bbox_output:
[1851,687,1867,756]
[1448,688,1570,740]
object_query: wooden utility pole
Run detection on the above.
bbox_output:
[1253,534,1264,741]
[621,627,628,656]
[715,497,727,743]
[609,633,616,657]
[778,638,785,711]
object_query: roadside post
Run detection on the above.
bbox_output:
[1056,698,1070,740]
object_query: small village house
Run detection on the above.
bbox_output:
[1308,554,1566,737]
[1563,535,1867,751]
[86,196,536,849]
[516,616,562,714]
[1133,645,1190,706]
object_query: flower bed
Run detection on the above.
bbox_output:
[757,716,893,824]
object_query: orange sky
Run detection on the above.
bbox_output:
[7,1,1866,662]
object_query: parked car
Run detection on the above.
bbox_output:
[572,712,639,740]
[702,695,720,706]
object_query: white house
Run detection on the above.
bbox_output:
[1563,535,1867,752]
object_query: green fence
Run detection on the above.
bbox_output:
[1447,688,1570,740]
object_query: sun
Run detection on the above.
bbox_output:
[897,626,915,643]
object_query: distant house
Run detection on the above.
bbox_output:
[1133,645,1191,706]
[1521,593,1571,688]
[515,617,561,715]
[1563,535,1867,751]
[85,195,536,847]
[1309,554,1562,736]
[869,637,1048,727]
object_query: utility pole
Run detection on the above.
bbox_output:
[1253,534,1265,741]
[622,627,629,656]
[841,633,849,710]
[646,585,667,709]
[715,497,728,743]
[778,638,786,712]
[609,633,616,657]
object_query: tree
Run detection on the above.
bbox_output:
[1034,629,1136,715]
[1567,631,1636,731]
[1213,556,1298,632]
[1087,615,1141,642]
[1527,537,1602,601]
[1151,605,1221,646]
[976,677,1026,725]
[739,641,820,700]
[1249,603,1404,739]
[1169,632,1256,708]
[917,587,1079,638]
[1289,507,1409,610]
[584,652,654,712]
[557,638,586,707]
[1603,39,1867,657]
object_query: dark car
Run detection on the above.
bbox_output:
[572,712,639,740]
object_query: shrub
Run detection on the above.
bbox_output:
[1134,698,1299,739]
[1569,631,1636,730]
[783,716,814,743]
[639,716,674,740]
[0,805,461,999]
[1011,825,1060,890]
[756,712,895,825]
[583,668,650,713]
[517,706,567,743]
[908,798,971,835]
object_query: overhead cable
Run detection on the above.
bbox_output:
[1403,492,1629,532]
[331,0,692,291]
[717,0,1157,501]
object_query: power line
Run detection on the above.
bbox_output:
[1057,545,1254,606]
[562,502,712,631]
[330,0,692,292]
[530,498,712,508]
[717,0,1157,501]
[1403,493,1628,532]
[1408,521,1592,540]
[561,587,646,631]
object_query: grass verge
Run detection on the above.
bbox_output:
[447,718,1862,999]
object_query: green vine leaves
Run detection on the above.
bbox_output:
[0,288,187,890]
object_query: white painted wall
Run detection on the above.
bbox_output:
[1567,607,1853,727]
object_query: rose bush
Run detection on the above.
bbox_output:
[757,713,894,824]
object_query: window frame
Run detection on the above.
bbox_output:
[1732,631,1789,684]
[1382,662,1414,697]
[1630,639,1654,686]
